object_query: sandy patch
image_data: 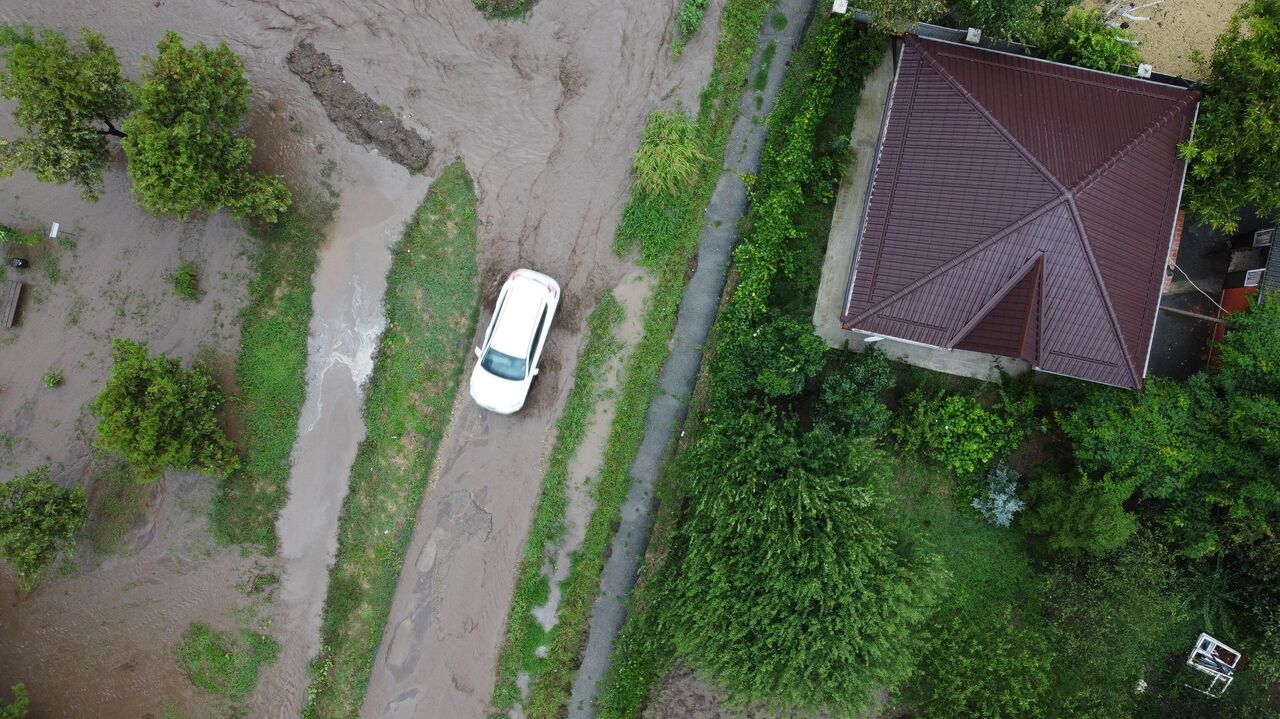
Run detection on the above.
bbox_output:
[1089,0,1246,79]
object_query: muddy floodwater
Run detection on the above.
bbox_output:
[1,0,718,715]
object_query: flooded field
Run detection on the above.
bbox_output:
[0,0,717,715]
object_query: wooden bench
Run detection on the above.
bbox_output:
[2,280,22,327]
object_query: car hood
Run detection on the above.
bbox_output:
[469,367,526,414]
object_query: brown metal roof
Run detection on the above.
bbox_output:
[842,36,1200,388]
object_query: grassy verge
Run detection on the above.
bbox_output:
[596,15,887,718]
[175,622,280,701]
[303,161,479,718]
[211,196,334,550]
[488,1,776,717]
[490,292,625,708]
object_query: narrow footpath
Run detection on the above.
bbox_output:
[567,0,817,715]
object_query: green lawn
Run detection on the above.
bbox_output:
[303,161,480,718]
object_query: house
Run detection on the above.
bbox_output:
[839,35,1201,389]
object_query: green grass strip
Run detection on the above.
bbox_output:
[491,291,625,708]
[497,0,776,716]
[212,196,333,551]
[303,161,480,718]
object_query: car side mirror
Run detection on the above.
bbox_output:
[532,368,540,376]
[474,347,482,358]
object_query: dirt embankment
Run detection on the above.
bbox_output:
[287,42,433,173]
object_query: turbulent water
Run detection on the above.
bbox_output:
[0,0,719,716]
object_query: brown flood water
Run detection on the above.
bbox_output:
[1,0,719,716]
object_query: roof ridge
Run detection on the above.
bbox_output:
[1065,197,1141,386]
[1070,93,1199,196]
[907,36,1065,195]
[845,196,1068,326]
[943,252,1044,348]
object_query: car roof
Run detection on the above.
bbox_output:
[490,277,549,357]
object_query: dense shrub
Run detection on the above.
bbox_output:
[675,0,712,52]
[0,467,86,591]
[1038,8,1143,73]
[817,346,894,436]
[93,338,239,482]
[713,313,827,400]
[859,0,945,33]
[661,405,945,715]
[631,110,706,198]
[950,0,1046,40]
[0,684,26,719]
[1020,467,1136,556]
[894,390,1018,477]
[1179,0,1280,231]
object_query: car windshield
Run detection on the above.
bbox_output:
[481,348,526,381]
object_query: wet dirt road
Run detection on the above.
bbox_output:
[2,0,717,716]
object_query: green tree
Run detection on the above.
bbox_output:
[951,0,1045,40]
[1179,0,1280,231]
[0,467,86,591]
[860,0,946,33]
[1020,467,1136,556]
[894,390,1020,477]
[1038,9,1143,73]
[0,684,27,719]
[122,31,289,222]
[661,405,945,715]
[713,314,827,401]
[909,606,1051,719]
[0,25,134,200]
[93,339,238,482]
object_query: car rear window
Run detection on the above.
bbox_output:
[481,348,526,381]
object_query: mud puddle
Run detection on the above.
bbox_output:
[287,42,433,173]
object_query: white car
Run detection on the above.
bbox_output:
[469,269,561,414]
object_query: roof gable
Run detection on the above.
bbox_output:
[843,36,1200,388]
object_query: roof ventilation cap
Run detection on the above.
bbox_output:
[965,27,982,44]
[1137,63,1153,78]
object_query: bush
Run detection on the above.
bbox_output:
[631,110,706,197]
[172,260,199,300]
[817,345,894,436]
[175,622,279,700]
[0,684,26,719]
[661,406,945,715]
[713,313,827,400]
[1179,0,1280,232]
[41,371,61,388]
[675,0,711,50]
[1039,8,1143,73]
[971,463,1025,527]
[1020,466,1136,556]
[0,224,39,246]
[93,338,238,482]
[894,390,1018,477]
[0,467,86,591]
[860,0,945,33]
[951,0,1046,40]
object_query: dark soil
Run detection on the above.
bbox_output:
[286,42,433,173]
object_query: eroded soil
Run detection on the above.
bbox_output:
[287,42,433,173]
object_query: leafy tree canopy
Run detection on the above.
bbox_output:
[93,338,239,482]
[661,404,946,715]
[0,467,86,592]
[1020,466,1137,556]
[122,31,289,222]
[1037,8,1143,73]
[0,25,133,200]
[1180,0,1280,231]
